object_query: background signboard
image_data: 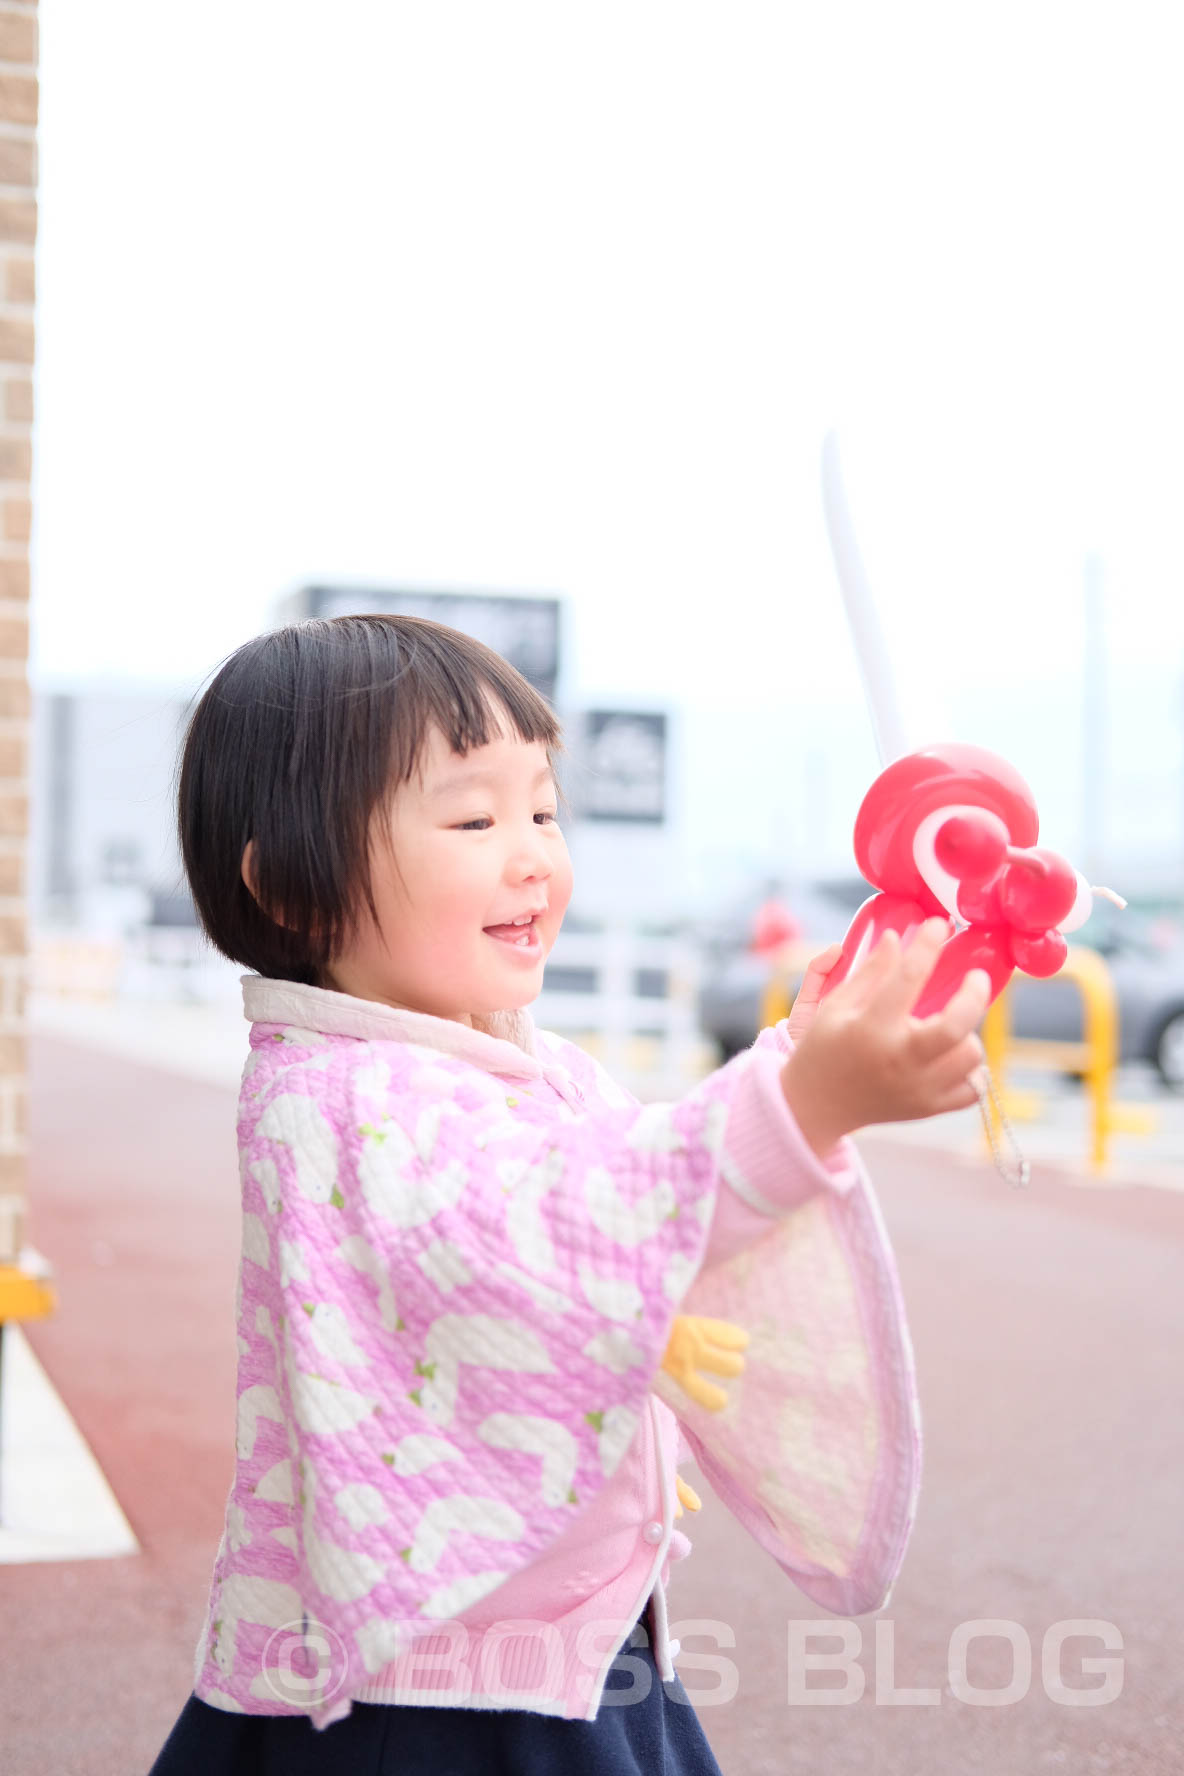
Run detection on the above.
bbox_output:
[580,710,667,824]
[297,586,561,705]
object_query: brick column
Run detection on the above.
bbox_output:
[0,3,35,1264]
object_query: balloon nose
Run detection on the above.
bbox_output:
[1003,846,1047,876]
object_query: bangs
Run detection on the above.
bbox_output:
[381,620,562,790]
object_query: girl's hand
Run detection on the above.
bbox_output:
[785,943,844,1043]
[779,918,991,1157]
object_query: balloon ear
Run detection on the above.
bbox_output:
[1056,871,1093,934]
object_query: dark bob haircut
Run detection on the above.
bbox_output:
[175,614,565,987]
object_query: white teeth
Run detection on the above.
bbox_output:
[485,918,538,948]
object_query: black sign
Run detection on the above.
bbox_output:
[299,587,560,704]
[581,711,667,824]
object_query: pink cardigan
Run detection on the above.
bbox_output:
[191,978,922,1728]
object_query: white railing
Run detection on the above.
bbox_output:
[31,926,241,1006]
[29,922,716,1098]
[535,923,710,1098]
[31,932,125,1001]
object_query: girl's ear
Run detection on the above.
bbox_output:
[241,838,293,930]
[240,839,263,907]
[242,838,325,940]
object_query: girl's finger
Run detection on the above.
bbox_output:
[923,1030,985,1096]
[866,918,951,1020]
[910,969,992,1064]
[794,964,826,999]
[928,1074,984,1117]
[793,951,840,1007]
[811,943,844,973]
[827,927,901,1010]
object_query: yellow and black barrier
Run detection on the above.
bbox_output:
[759,937,1157,1175]
[0,1251,56,1522]
[0,1254,56,1328]
[981,944,1156,1173]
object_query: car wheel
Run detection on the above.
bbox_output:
[1152,1008,1184,1090]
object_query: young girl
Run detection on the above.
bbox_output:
[148,613,990,1775]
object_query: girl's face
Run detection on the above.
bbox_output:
[321,719,573,1024]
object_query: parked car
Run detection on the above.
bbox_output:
[697,885,1184,1090]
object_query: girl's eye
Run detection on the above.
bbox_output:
[455,812,558,832]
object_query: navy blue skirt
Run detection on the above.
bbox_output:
[147,1606,724,1776]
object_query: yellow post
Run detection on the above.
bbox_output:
[0,1259,56,1326]
[760,966,793,1031]
[758,940,815,1032]
[0,1259,55,1529]
[980,983,1010,1154]
[980,945,1156,1174]
[1071,946,1117,1172]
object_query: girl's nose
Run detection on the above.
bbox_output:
[512,829,553,880]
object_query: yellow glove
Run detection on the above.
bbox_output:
[660,1314,749,1414]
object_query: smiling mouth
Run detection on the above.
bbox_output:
[483,917,542,951]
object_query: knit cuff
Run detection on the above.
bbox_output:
[720,1048,859,1217]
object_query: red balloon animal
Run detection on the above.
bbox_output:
[819,744,1114,1020]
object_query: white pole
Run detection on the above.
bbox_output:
[1081,552,1107,883]
[820,432,911,767]
[1180,661,1184,897]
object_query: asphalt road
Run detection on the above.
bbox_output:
[1,1034,1180,1774]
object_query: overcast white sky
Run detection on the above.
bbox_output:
[27,2,1184,892]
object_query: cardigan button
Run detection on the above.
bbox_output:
[642,1520,664,1545]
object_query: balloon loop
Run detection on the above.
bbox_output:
[973,1062,1031,1189]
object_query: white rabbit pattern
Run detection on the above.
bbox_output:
[357,1106,469,1229]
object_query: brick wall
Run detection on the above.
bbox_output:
[0,1,34,1263]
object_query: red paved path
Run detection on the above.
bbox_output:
[1,1033,1180,1774]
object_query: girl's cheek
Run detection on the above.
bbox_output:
[552,845,575,915]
